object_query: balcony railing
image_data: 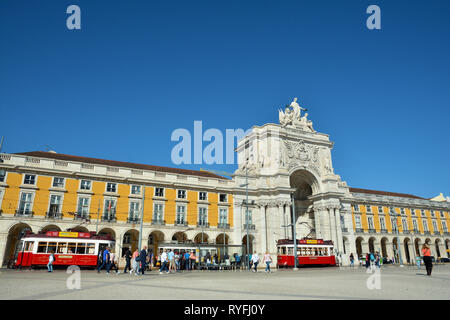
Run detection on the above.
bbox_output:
[355,228,364,233]
[243,224,256,230]
[175,221,188,227]
[127,217,140,224]
[101,215,117,223]
[45,212,63,219]
[152,219,166,226]
[15,210,34,217]
[73,212,90,221]
[368,229,376,233]
[218,223,230,229]
[380,229,388,233]
[197,222,210,228]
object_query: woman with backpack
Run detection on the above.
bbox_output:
[131,249,140,275]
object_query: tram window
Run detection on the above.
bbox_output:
[37,242,47,253]
[76,243,87,254]
[25,241,34,251]
[280,247,286,255]
[47,242,57,253]
[57,242,68,254]
[314,249,318,256]
[68,243,76,254]
[288,247,293,255]
[87,243,95,254]
[324,248,328,256]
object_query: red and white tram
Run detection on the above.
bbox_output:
[277,239,336,267]
[14,231,115,268]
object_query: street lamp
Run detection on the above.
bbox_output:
[391,208,404,267]
[291,193,298,270]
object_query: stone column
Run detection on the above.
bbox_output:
[0,232,8,267]
[314,208,322,239]
[259,203,267,253]
[334,206,345,262]
[327,206,337,253]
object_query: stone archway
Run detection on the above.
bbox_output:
[368,237,376,253]
[148,230,165,254]
[445,239,450,258]
[172,232,188,243]
[435,239,442,258]
[122,229,139,255]
[355,237,363,258]
[98,228,115,240]
[194,233,209,244]
[380,237,388,258]
[404,238,411,263]
[40,225,61,233]
[3,223,32,267]
[67,226,89,233]
[242,235,255,256]
[414,238,422,257]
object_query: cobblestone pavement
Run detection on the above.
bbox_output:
[0,264,449,300]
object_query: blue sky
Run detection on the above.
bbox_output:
[0,0,449,198]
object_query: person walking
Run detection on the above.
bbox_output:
[168,249,175,273]
[251,251,259,272]
[422,241,433,276]
[97,247,110,274]
[230,253,236,270]
[263,251,272,273]
[235,253,241,270]
[110,250,120,274]
[349,253,355,269]
[184,251,190,270]
[160,249,168,274]
[123,248,132,274]
[189,251,196,270]
[47,250,55,272]
[131,249,140,275]
[416,255,422,270]
[139,246,147,275]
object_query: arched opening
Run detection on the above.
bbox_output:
[216,234,230,259]
[122,229,139,256]
[355,237,363,258]
[40,225,61,233]
[343,236,349,255]
[172,232,188,243]
[381,237,388,258]
[392,238,399,262]
[414,238,422,257]
[445,239,450,258]
[403,238,411,263]
[242,235,255,256]
[3,223,32,267]
[67,226,89,233]
[368,237,376,253]
[148,230,165,254]
[435,239,441,258]
[98,228,115,240]
[289,169,319,241]
[194,233,209,244]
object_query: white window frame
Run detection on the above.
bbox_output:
[153,202,164,222]
[103,198,117,218]
[367,216,374,230]
[198,206,208,225]
[355,215,361,229]
[130,185,141,195]
[219,207,228,225]
[199,192,208,201]
[48,193,63,214]
[219,194,228,203]
[177,189,186,199]
[379,216,386,230]
[129,201,140,219]
[23,174,36,185]
[0,170,7,183]
[442,221,448,233]
[413,219,418,232]
[353,204,359,212]
[402,218,408,232]
[80,179,92,191]
[244,208,252,225]
[176,204,186,225]
[77,196,90,216]
[155,187,164,197]
[17,191,34,214]
[106,183,117,193]
[378,206,383,214]
[52,177,65,188]
[423,220,429,232]
[366,205,372,213]
[432,220,438,233]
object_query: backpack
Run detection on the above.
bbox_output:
[135,256,141,262]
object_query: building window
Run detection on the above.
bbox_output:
[423,220,429,232]
[355,215,361,229]
[0,170,6,182]
[177,190,186,199]
[442,221,448,233]
[391,217,398,230]
[411,209,416,216]
[104,199,116,217]
[379,217,386,230]
[400,208,405,215]
[402,218,408,232]
[18,192,33,213]
[389,207,395,214]
[155,188,164,197]
[430,210,435,217]
[219,208,228,225]
[413,219,418,232]
[367,217,374,230]
[106,183,117,193]
[24,174,36,185]
[340,215,345,229]
[80,180,91,190]
[199,192,207,201]
[153,203,164,222]
[131,185,141,195]
[432,220,438,233]
[420,209,425,216]
[49,195,62,214]
[198,207,208,226]
[52,177,64,188]
[129,201,140,219]
[366,205,372,213]
[440,211,444,218]
[176,205,186,225]
[353,204,359,212]
[77,197,90,216]
[219,194,227,202]
[378,206,383,214]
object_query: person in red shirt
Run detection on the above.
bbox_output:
[421,241,433,276]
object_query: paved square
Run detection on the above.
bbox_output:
[1,264,449,300]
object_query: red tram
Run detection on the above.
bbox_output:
[14,231,115,268]
[277,239,336,267]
